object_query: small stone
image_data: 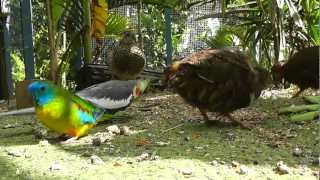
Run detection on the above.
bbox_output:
[231,161,239,167]
[276,161,290,174]
[3,124,16,129]
[238,165,249,175]
[7,150,23,157]
[210,160,218,166]
[155,141,170,147]
[226,132,236,141]
[150,155,160,161]
[179,168,193,175]
[194,146,204,150]
[90,155,104,165]
[120,126,132,136]
[15,168,20,175]
[34,128,48,139]
[136,152,149,162]
[178,131,185,134]
[92,138,102,146]
[39,140,50,146]
[184,136,191,141]
[106,125,120,134]
[293,147,302,157]
[219,161,226,165]
[298,165,311,176]
[49,162,62,171]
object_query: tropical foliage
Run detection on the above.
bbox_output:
[200,0,319,66]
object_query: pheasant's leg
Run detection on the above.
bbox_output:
[199,109,209,121]
[200,109,219,125]
[292,89,303,98]
[225,113,252,130]
[56,134,71,141]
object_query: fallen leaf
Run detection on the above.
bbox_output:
[192,133,201,139]
[113,162,122,167]
[135,139,151,146]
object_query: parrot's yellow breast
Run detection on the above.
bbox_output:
[35,100,92,138]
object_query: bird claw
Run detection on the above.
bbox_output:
[204,120,220,126]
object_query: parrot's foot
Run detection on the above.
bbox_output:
[56,134,72,141]
[60,137,79,145]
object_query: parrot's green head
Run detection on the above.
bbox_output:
[27,81,56,106]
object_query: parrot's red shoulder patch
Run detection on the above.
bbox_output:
[74,102,91,114]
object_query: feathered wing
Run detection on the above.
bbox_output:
[176,49,259,112]
[65,90,105,125]
[183,49,253,85]
[76,80,138,113]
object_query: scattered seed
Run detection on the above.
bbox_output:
[39,140,50,146]
[179,168,193,176]
[292,147,303,157]
[49,162,62,171]
[7,150,23,157]
[231,161,239,167]
[238,165,249,175]
[90,155,104,165]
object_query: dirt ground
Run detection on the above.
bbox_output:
[0,91,319,179]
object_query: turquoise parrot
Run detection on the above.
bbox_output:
[27,79,149,142]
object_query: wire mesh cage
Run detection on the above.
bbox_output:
[91,1,221,71]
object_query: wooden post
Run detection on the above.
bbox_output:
[137,0,143,50]
[46,0,58,83]
[20,0,35,80]
[0,1,13,99]
[82,0,92,63]
[164,8,173,66]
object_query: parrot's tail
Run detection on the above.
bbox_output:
[96,112,114,123]
[133,79,150,98]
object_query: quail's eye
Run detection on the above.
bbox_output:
[40,86,45,91]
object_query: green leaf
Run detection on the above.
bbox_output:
[105,12,128,37]
[51,0,69,28]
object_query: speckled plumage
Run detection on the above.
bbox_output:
[110,31,145,80]
[271,46,319,97]
[165,48,269,128]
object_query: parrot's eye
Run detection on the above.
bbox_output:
[40,86,46,92]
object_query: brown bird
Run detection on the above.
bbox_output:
[164,48,269,129]
[271,46,319,97]
[110,31,145,80]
